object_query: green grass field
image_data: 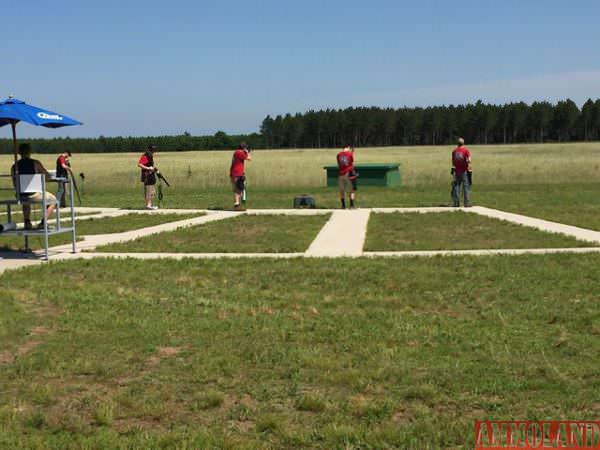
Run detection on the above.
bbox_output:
[365,211,591,251]
[95,214,330,253]
[1,256,598,449]
[1,143,600,448]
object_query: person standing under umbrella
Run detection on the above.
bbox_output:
[138,145,159,210]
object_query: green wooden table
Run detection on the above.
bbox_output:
[323,163,401,187]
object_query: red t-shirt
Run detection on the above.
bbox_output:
[230,149,249,177]
[452,146,471,174]
[337,150,354,175]
[138,154,150,166]
[58,155,68,168]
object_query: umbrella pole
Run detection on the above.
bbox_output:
[10,121,20,202]
[10,121,18,165]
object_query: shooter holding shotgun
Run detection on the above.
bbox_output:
[451,137,472,207]
[229,142,252,211]
[138,144,160,210]
[336,144,357,209]
[56,150,81,206]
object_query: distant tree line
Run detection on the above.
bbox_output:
[2,98,599,154]
[0,131,263,154]
[261,98,600,148]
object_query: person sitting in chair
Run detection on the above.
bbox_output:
[11,143,56,229]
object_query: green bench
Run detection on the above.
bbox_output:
[323,163,401,187]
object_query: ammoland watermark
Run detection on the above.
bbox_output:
[475,421,600,449]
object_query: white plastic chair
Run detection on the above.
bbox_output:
[19,174,44,195]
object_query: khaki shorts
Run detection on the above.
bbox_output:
[25,191,57,203]
[338,174,354,193]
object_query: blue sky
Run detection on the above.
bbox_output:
[2,0,599,138]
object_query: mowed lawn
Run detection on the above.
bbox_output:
[95,214,330,253]
[0,213,201,251]
[1,256,598,449]
[365,211,592,251]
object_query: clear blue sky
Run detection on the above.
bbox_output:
[3,0,599,138]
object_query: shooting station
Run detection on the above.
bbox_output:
[323,163,401,187]
[0,97,82,260]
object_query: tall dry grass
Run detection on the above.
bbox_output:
[1,142,599,190]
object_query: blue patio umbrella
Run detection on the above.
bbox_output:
[0,96,82,166]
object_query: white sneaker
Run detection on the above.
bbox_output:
[146,205,159,210]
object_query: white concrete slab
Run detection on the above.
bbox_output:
[370,207,467,213]
[56,252,304,261]
[3,206,600,277]
[247,209,332,215]
[365,247,600,258]
[471,206,600,244]
[305,209,370,257]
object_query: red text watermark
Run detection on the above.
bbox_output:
[475,421,600,449]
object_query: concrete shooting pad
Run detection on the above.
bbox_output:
[1,205,600,275]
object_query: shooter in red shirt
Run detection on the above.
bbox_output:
[451,137,472,207]
[56,150,73,207]
[230,142,252,210]
[336,145,357,209]
[138,145,158,210]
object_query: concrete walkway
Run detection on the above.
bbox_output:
[365,247,600,258]
[306,209,371,257]
[56,252,305,261]
[2,206,600,276]
[471,206,600,244]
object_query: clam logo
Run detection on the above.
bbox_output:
[37,112,63,121]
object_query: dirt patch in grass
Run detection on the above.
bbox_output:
[146,346,183,366]
[16,326,52,356]
[0,351,14,364]
[1,317,57,366]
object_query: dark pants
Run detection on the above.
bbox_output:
[57,181,67,208]
[451,172,471,206]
